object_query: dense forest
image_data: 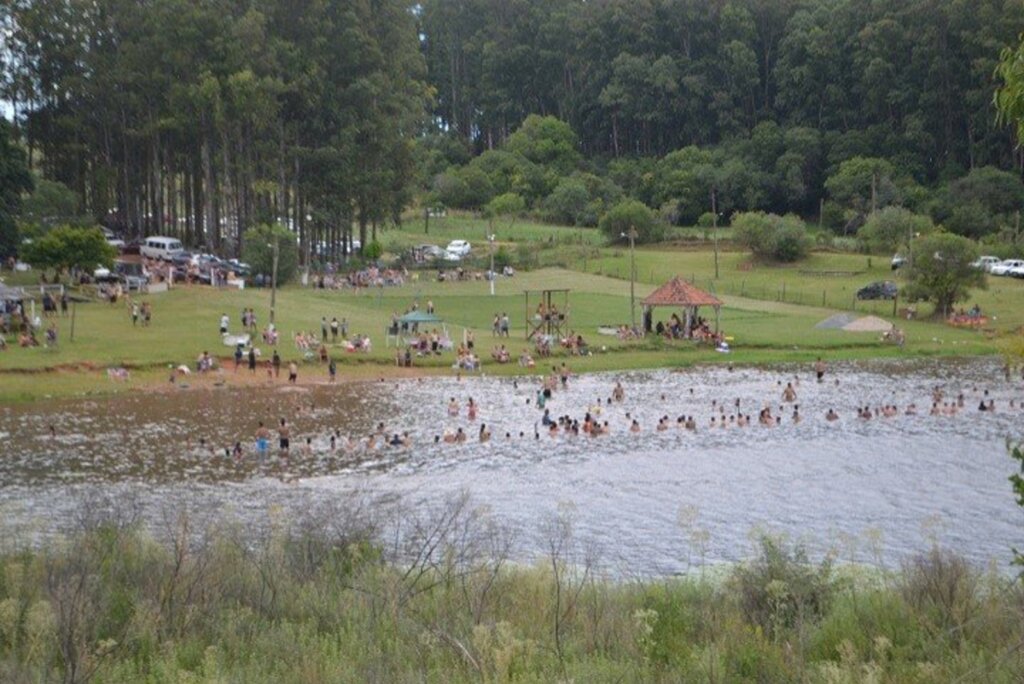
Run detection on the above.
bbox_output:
[3,0,1024,256]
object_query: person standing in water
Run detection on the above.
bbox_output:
[277,418,291,456]
[255,421,271,458]
[814,357,827,382]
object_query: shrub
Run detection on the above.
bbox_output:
[696,212,717,228]
[362,240,383,261]
[731,534,835,636]
[542,178,590,226]
[493,246,513,271]
[858,207,935,254]
[898,547,979,638]
[732,211,811,262]
[598,199,664,245]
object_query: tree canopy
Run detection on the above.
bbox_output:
[0,118,33,259]
[20,226,116,274]
[242,223,299,284]
[903,233,986,316]
[3,0,427,258]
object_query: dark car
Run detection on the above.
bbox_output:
[856,281,898,300]
[170,251,195,267]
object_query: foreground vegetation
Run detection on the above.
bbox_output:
[0,494,1020,683]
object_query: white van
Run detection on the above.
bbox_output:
[140,236,185,260]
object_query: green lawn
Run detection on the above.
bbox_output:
[1,260,1008,403]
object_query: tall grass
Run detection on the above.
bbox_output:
[0,494,1021,683]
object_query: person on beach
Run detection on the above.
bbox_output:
[288,361,298,384]
[272,350,281,379]
[220,313,229,335]
[328,358,337,383]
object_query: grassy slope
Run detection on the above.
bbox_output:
[2,217,1018,401]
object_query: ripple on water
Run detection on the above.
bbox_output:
[1,357,1023,575]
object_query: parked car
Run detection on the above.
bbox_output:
[170,251,195,267]
[442,250,462,262]
[1007,263,1024,279]
[226,258,251,275]
[140,236,185,260]
[105,237,126,251]
[989,259,1024,276]
[856,281,898,300]
[971,255,1001,271]
[446,240,471,256]
[890,254,906,270]
[93,264,113,281]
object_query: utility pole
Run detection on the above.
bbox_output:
[269,236,280,324]
[711,187,719,279]
[488,234,496,296]
[870,171,878,215]
[621,226,638,331]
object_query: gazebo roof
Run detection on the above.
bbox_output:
[641,277,722,308]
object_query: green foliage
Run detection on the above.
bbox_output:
[731,534,835,637]
[825,157,901,229]
[19,178,80,229]
[503,115,581,174]
[486,192,526,219]
[598,200,663,245]
[542,177,590,226]
[20,226,115,274]
[899,547,980,637]
[362,240,383,261]
[0,119,33,260]
[1011,443,1024,572]
[732,211,812,262]
[858,207,936,254]
[242,224,299,284]
[928,167,1024,239]
[996,35,1024,144]
[492,246,513,271]
[903,233,986,316]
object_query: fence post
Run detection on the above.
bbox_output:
[741,279,746,297]
[822,290,826,307]
[782,282,786,301]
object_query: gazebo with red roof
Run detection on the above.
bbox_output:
[641,276,722,336]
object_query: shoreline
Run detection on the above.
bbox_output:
[0,345,1010,405]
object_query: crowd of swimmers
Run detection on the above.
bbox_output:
[208,356,1024,463]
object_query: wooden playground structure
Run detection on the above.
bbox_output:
[524,289,570,340]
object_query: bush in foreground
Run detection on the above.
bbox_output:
[0,497,1021,683]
